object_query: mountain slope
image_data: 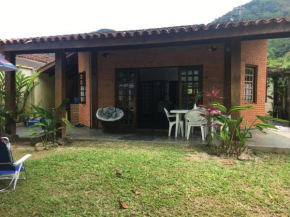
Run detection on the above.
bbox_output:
[215,0,290,23]
[215,0,290,67]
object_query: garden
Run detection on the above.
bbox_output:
[0,141,289,216]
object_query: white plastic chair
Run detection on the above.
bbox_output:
[164,108,184,137]
[184,110,206,140]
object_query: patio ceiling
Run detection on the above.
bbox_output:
[1,17,290,53]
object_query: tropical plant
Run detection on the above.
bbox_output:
[208,102,289,158]
[191,90,203,105]
[198,89,223,144]
[0,104,12,136]
[27,99,73,149]
[0,82,13,136]
[267,74,289,119]
[0,69,41,122]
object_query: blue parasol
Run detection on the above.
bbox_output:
[0,56,17,71]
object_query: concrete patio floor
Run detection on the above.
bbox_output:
[16,126,206,145]
[16,126,290,153]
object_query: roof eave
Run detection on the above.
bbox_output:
[1,21,290,53]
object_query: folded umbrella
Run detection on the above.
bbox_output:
[0,56,17,71]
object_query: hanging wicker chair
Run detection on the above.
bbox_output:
[96,107,124,133]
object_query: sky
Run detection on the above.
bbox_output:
[1,0,252,39]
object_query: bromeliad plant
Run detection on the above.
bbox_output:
[199,89,223,144]
[27,99,73,149]
[209,102,289,158]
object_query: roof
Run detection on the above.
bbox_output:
[16,54,55,64]
[1,17,290,45]
[38,52,75,73]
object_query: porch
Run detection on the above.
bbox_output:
[15,126,290,153]
[16,126,205,145]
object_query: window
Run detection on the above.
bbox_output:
[244,66,256,104]
[180,66,202,109]
[79,72,86,104]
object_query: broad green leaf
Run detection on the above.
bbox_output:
[257,115,289,123]
[62,118,74,131]
[34,123,46,127]
[230,105,255,112]
[31,104,45,115]
[209,102,227,113]
[55,99,70,112]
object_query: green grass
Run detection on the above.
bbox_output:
[1,141,290,216]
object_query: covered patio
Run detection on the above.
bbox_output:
[15,125,290,153]
[1,18,290,140]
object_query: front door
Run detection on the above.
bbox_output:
[115,68,139,129]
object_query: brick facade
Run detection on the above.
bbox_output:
[240,40,268,125]
[97,43,225,109]
[70,104,79,126]
[77,40,267,128]
[78,52,91,127]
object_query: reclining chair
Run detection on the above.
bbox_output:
[0,137,31,192]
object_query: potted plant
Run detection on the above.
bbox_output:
[191,90,203,109]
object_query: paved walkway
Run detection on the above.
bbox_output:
[16,126,290,153]
[248,129,290,153]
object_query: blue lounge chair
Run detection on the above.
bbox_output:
[0,137,31,192]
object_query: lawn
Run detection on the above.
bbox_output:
[0,141,289,217]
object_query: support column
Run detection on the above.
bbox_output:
[55,51,66,138]
[287,77,290,122]
[224,42,231,110]
[90,51,98,128]
[273,77,278,118]
[4,52,16,135]
[230,38,242,118]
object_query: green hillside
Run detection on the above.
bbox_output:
[215,0,290,23]
[215,0,290,69]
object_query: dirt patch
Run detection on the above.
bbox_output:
[185,152,246,166]
[186,153,227,163]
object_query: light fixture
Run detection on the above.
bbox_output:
[225,45,231,53]
[102,53,109,58]
[209,45,217,52]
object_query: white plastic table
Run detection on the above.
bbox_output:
[170,110,189,138]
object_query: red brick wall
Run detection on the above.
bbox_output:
[97,43,225,110]
[78,41,267,128]
[78,52,91,127]
[240,40,268,124]
[70,104,79,126]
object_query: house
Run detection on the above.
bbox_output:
[16,54,55,112]
[1,17,290,138]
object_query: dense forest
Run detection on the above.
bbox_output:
[215,0,290,23]
[215,0,290,69]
